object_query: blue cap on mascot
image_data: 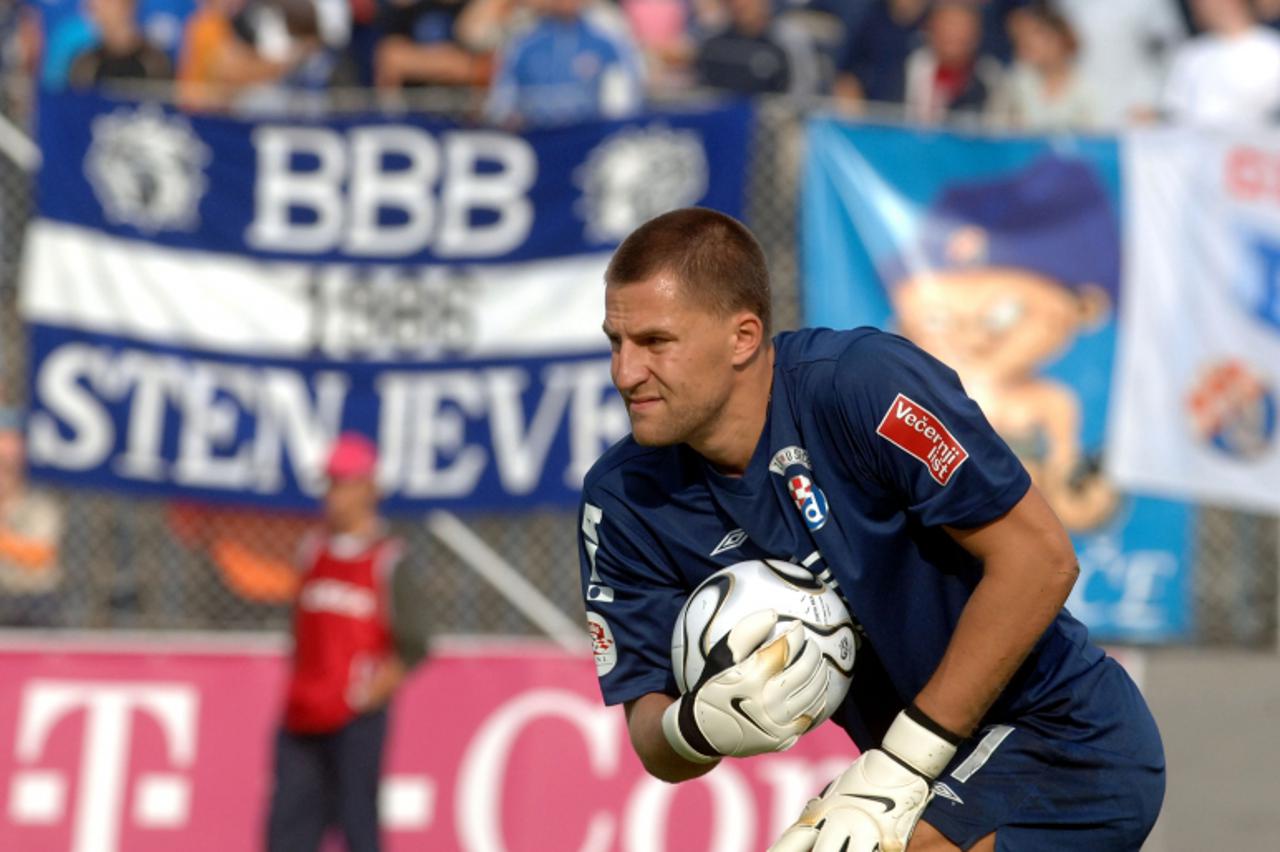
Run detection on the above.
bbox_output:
[880,155,1120,302]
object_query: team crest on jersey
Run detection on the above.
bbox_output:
[788,473,829,531]
[769,445,812,475]
[586,612,617,676]
[875,393,969,486]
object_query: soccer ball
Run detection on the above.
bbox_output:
[671,559,857,728]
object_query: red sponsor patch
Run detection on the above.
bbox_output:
[875,393,969,486]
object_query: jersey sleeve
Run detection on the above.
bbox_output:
[579,486,684,705]
[831,332,1031,529]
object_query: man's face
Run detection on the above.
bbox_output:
[603,274,740,447]
[1012,14,1069,70]
[526,0,584,18]
[893,268,1101,382]
[323,476,377,530]
[928,4,980,67]
[727,0,770,33]
[89,0,136,30]
[1191,0,1246,32]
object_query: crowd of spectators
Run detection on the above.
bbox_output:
[5,0,1280,126]
[0,1,1277,629]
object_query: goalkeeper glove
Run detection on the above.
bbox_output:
[768,705,963,852]
[662,610,828,763]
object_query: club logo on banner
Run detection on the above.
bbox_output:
[21,91,752,512]
[1187,359,1277,460]
[801,119,1192,642]
[574,124,710,242]
[85,104,210,232]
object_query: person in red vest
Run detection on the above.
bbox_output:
[266,431,427,852]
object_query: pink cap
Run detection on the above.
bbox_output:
[325,432,378,481]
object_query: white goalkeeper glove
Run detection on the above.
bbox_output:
[662,609,828,763]
[768,706,963,852]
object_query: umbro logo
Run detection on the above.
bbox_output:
[932,781,964,805]
[710,529,748,556]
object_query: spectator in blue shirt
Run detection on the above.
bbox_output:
[486,0,645,128]
[833,0,927,108]
[33,0,195,88]
[694,0,823,96]
[37,0,101,88]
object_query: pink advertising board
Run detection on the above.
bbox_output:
[0,635,858,852]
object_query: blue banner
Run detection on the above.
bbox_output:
[36,90,752,265]
[801,117,1192,642]
[26,324,619,512]
[23,92,754,512]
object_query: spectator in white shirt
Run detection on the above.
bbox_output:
[1055,0,1185,127]
[1162,0,1280,125]
[998,3,1099,131]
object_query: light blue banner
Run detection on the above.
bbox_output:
[801,117,1192,643]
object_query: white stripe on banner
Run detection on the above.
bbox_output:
[20,219,610,358]
[949,724,1014,783]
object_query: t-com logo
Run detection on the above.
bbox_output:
[8,680,199,852]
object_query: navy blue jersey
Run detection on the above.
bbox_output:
[579,327,1104,748]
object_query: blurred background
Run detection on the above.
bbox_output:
[0,0,1276,849]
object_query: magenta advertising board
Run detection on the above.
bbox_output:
[0,636,857,852]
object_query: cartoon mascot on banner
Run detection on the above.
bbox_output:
[882,155,1120,531]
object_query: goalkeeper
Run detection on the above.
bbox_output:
[577,208,1164,851]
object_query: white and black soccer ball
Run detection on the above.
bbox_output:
[671,559,857,728]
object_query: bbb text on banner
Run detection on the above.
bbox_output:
[21,91,753,511]
[800,117,1192,642]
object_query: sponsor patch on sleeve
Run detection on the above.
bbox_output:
[586,612,617,677]
[875,393,969,486]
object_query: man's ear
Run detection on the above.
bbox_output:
[1076,283,1112,330]
[730,311,765,367]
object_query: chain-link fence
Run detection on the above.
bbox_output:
[0,79,1273,647]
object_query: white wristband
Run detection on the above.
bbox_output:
[661,698,718,764]
[881,708,960,780]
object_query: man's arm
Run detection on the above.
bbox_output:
[770,485,1078,852]
[389,558,430,669]
[374,37,488,89]
[916,483,1078,736]
[623,693,719,784]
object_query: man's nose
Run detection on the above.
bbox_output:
[612,341,649,390]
